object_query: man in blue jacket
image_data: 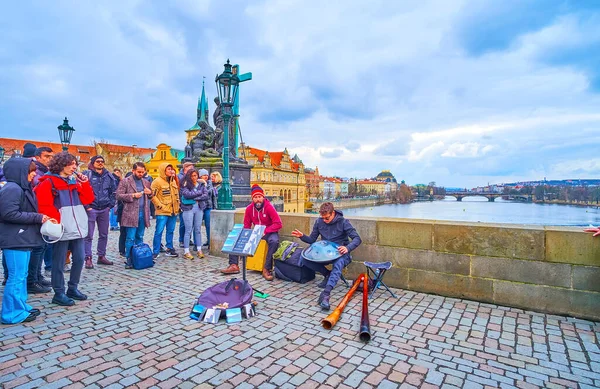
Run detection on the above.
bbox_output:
[291,202,362,310]
[84,155,117,268]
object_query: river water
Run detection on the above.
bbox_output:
[342,197,600,226]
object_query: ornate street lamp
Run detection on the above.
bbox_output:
[0,145,5,164]
[215,59,240,210]
[57,117,75,152]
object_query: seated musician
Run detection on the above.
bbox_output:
[220,185,282,281]
[291,202,362,310]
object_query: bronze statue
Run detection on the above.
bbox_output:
[212,97,244,163]
[189,121,220,160]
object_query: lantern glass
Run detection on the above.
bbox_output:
[215,59,240,106]
[58,118,74,143]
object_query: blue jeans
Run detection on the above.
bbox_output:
[125,212,146,266]
[203,208,211,245]
[183,206,203,250]
[153,215,177,255]
[109,207,119,229]
[303,253,352,292]
[1,249,32,324]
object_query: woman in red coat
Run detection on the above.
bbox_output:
[35,152,94,306]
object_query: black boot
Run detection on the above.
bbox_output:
[52,293,75,306]
[66,288,88,301]
[318,290,331,311]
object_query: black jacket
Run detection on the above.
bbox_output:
[85,168,117,210]
[0,158,44,250]
[299,210,362,252]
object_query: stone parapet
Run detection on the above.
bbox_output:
[209,211,600,321]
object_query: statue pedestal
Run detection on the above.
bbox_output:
[194,158,252,197]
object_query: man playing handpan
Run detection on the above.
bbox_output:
[291,202,362,310]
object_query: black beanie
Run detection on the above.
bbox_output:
[90,155,105,164]
[23,142,37,158]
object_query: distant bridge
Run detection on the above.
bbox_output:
[445,192,532,202]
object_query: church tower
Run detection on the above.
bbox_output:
[186,80,210,144]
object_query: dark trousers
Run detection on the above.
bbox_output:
[2,252,7,280]
[203,209,211,245]
[229,232,279,270]
[27,245,46,285]
[119,227,126,255]
[43,244,53,271]
[51,239,85,295]
[303,254,351,292]
[85,208,110,257]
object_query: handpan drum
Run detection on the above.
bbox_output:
[301,240,342,262]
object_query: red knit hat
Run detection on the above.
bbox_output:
[251,184,265,199]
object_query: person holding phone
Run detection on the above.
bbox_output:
[35,152,95,306]
[116,162,153,268]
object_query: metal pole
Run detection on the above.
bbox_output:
[218,106,235,210]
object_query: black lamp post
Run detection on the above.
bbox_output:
[0,145,5,165]
[58,117,75,152]
[215,59,240,210]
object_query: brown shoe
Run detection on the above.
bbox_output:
[84,256,94,269]
[97,256,114,265]
[221,264,240,274]
[262,268,274,281]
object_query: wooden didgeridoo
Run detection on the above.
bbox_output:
[359,273,371,342]
[321,273,366,330]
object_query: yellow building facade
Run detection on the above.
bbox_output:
[240,144,306,213]
[356,179,387,195]
[145,143,185,179]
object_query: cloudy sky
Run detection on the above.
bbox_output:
[1,0,599,187]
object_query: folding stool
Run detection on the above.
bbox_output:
[364,261,397,299]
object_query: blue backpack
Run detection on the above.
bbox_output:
[131,243,154,270]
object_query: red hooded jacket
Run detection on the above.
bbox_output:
[243,198,282,234]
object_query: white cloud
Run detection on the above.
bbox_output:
[0,1,599,187]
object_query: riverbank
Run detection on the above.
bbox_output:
[534,199,600,208]
[308,197,386,211]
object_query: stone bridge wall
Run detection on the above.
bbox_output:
[209,211,600,321]
[310,198,385,210]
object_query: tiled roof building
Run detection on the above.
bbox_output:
[240,144,306,213]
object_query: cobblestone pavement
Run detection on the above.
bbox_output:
[1,226,600,389]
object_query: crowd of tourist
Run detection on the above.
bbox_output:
[0,144,222,324]
[0,142,370,325]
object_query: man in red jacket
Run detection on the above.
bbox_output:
[221,185,282,281]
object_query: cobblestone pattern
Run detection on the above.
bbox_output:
[1,225,600,389]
